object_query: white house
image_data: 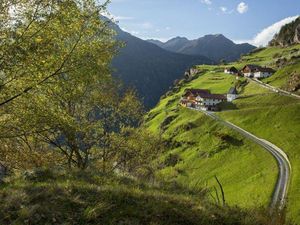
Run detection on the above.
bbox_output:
[224,66,239,75]
[242,65,275,78]
[197,95,226,107]
[254,67,275,78]
[242,65,259,77]
[227,87,238,102]
[180,89,226,111]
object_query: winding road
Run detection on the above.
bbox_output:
[188,107,291,210]
[249,78,300,100]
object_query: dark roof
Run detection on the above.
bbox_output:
[184,89,210,97]
[228,87,238,95]
[226,67,239,72]
[204,93,226,100]
[242,64,261,71]
[242,64,275,73]
[258,67,275,73]
[183,89,226,100]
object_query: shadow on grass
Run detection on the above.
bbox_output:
[0,169,292,225]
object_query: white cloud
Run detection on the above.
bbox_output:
[220,6,227,13]
[234,15,299,46]
[237,2,248,14]
[130,30,140,35]
[101,12,134,21]
[165,26,171,30]
[252,16,298,46]
[120,26,140,36]
[218,6,234,15]
[201,0,212,5]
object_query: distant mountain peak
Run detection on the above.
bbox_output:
[214,34,225,37]
[149,33,255,62]
[147,39,164,47]
[170,36,189,41]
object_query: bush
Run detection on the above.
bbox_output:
[164,154,182,167]
[23,168,57,182]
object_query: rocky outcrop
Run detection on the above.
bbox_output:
[269,16,300,47]
[184,67,199,80]
[293,24,300,44]
[285,72,300,92]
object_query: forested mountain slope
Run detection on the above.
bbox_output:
[111,24,214,108]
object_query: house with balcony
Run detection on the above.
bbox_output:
[180,89,226,111]
[242,64,275,78]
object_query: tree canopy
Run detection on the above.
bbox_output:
[0,0,162,172]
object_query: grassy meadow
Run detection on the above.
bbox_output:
[146,45,300,223]
[146,71,278,208]
[218,82,300,222]
[0,169,277,225]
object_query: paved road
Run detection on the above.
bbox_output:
[249,78,300,100]
[188,107,291,210]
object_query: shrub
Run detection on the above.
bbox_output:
[164,154,182,167]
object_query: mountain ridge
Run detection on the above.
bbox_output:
[147,34,255,62]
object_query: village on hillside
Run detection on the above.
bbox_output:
[180,64,276,111]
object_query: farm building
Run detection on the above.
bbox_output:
[181,89,226,111]
[242,64,275,78]
[227,87,238,102]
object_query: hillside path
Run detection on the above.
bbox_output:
[188,107,291,210]
[249,78,300,100]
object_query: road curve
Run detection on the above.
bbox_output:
[249,78,300,100]
[189,107,291,210]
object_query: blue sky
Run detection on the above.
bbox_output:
[104,0,300,46]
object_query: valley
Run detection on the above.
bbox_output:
[0,2,299,224]
[110,21,256,108]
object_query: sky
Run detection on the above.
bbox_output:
[102,0,300,46]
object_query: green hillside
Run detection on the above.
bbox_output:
[145,45,300,223]
[229,44,300,91]
[0,169,275,225]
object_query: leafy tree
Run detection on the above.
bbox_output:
[0,0,159,172]
[107,127,163,175]
[0,0,113,107]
